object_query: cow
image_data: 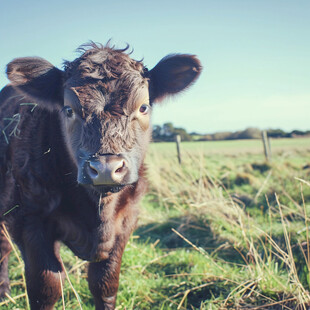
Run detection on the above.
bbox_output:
[0,42,201,309]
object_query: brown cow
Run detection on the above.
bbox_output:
[0,42,201,309]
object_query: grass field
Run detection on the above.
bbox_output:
[2,138,310,309]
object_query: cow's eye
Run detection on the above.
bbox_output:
[63,106,74,118]
[139,104,150,115]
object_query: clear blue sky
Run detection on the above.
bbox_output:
[1,0,309,133]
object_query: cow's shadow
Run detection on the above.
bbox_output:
[134,214,241,263]
[132,215,242,309]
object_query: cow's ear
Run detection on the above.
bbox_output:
[6,57,63,106]
[148,54,202,103]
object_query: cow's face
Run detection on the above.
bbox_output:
[6,43,201,194]
[62,50,152,192]
[62,85,151,193]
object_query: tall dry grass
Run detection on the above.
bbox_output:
[143,144,310,309]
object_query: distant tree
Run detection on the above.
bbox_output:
[173,127,192,141]
[212,132,232,140]
[198,134,214,141]
[267,129,288,138]
[152,124,310,142]
[162,123,174,139]
[290,130,310,137]
[152,125,162,142]
[236,128,261,139]
[190,132,204,136]
[199,128,261,141]
[152,123,192,142]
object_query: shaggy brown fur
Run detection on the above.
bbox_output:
[0,42,201,309]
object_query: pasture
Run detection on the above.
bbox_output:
[2,137,310,309]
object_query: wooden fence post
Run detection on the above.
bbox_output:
[267,134,272,160]
[261,130,271,162]
[175,134,182,165]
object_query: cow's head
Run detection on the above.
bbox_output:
[6,43,201,194]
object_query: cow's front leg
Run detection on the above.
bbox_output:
[19,222,64,310]
[0,222,12,299]
[88,237,127,310]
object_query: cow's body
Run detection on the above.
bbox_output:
[0,43,201,309]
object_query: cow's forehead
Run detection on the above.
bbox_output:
[64,45,146,81]
[63,46,149,115]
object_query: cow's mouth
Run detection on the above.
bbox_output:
[88,184,126,196]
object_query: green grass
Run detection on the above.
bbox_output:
[2,137,310,309]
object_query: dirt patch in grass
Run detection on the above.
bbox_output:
[251,162,271,173]
[235,172,257,186]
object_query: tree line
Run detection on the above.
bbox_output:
[152,123,310,142]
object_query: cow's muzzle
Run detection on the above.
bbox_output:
[78,154,129,186]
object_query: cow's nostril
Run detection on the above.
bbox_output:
[115,161,125,174]
[88,162,99,177]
